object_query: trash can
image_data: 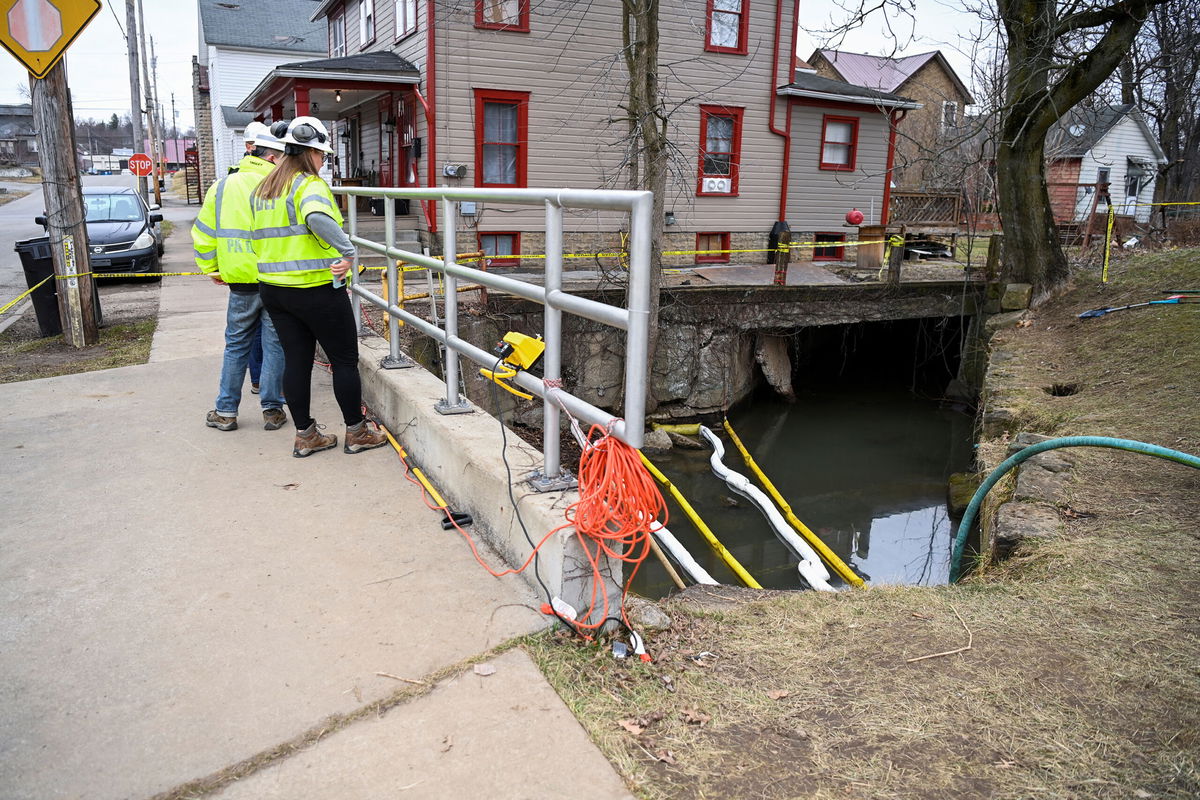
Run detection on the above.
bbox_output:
[14,236,102,338]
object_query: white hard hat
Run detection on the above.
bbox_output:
[282,116,333,154]
[253,128,287,152]
[243,120,269,143]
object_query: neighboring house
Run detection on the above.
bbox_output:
[235,0,912,267]
[0,104,39,168]
[192,0,326,183]
[1045,104,1167,225]
[809,49,974,193]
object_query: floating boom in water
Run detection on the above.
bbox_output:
[698,425,835,592]
[649,522,719,585]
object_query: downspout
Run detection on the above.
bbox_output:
[419,0,438,233]
[767,0,794,221]
[881,109,907,225]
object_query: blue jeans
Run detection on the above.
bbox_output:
[215,291,284,416]
[247,323,263,384]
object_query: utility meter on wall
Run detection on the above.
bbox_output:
[443,163,467,179]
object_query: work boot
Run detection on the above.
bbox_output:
[263,408,288,431]
[251,382,260,394]
[206,410,237,431]
[293,422,337,458]
[344,420,387,454]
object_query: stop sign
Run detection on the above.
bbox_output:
[128,152,153,177]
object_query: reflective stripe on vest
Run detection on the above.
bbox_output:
[205,156,274,284]
[251,173,343,287]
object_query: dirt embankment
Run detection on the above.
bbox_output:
[527,248,1200,799]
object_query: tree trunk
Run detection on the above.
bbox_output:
[995,141,1068,287]
[623,0,664,413]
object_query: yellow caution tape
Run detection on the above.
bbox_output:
[639,452,762,589]
[0,275,52,314]
[722,419,865,588]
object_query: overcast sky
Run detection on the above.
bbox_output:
[0,0,985,136]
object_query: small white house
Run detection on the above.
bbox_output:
[1047,104,1168,225]
[196,0,326,177]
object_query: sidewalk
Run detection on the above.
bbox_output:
[0,197,631,799]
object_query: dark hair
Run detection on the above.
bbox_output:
[250,145,272,159]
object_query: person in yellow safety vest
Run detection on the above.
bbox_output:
[250,116,387,458]
[193,123,289,433]
[230,122,269,174]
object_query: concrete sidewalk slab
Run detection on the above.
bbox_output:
[216,648,633,800]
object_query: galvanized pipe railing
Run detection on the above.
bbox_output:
[333,185,651,485]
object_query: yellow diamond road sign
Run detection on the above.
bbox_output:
[0,0,101,79]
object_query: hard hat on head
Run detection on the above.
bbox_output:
[282,116,333,154]
[254,128,287,152]
[243,121,269,143]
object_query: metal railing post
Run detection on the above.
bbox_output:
[622,193,651,450]
[348,198,362,335]
[435,195,472,414]
[528,197,576,491]
[380,196,412,369]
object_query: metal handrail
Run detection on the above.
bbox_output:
[333,185,652,488]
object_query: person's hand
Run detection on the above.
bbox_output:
[208,274,226,285]
[330,259,351,278]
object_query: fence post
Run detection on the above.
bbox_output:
[887,232,904,286]
[380,198,412,369]
[772,229,791,285]
[436,197,471,414]
[348,196,362,335]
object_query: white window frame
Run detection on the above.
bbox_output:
[330,10,346,57]
[359,0,376,47]
[941,100,958,130]
[396,0,417,37]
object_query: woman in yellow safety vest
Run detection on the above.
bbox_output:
[250,117,387,458]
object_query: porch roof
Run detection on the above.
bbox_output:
[778,73,921,111]
[238,52,421,113]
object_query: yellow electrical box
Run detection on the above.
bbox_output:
[480,332,545,399]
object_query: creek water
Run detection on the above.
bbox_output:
[635,389,974,595]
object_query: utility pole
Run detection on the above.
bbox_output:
[136,0,161,206]
[29,62,99,347]
[171,91,178,141]
[125,0,146,202]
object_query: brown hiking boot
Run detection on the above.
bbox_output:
[293,422,337,458]
[206,410,237,431]
[344,420,388,454]
[263,408,288,430]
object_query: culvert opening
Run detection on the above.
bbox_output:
[1045,383,1081,397]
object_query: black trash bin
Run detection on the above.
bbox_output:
[14,236,102,338]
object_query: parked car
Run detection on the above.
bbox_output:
[36,187,164,280]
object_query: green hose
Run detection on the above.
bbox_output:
[950,436,1200,582]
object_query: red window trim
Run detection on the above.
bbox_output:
[813,232,845,261]
[695,232,731,264]
[820,114,859,172]
[474,89,529,188]
[697,105,743,196]
[474,0,530,32]
[479,231,521,267]
[704,0,749,55]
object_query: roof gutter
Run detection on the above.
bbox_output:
[237,69,419,112]
[777,86,921,110]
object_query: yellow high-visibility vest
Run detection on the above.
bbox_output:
[251,173,345,288]
[191,154,273,283]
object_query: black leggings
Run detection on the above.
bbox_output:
[259,282,363,430]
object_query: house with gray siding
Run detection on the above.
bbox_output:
[236,0,912,267]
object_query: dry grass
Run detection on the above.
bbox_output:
[0,318,157,383]
[526,247,1200,799]
[0,188,30,206]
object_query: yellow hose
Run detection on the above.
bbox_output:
[721,419,865,588]
[379,423,450,509]
[639,453,762,589]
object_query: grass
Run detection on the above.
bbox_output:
[525,246,1200,799]
[160,219,175,240]
[0,318,158,384]
[0,188,30,206]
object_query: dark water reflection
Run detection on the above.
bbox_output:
[634,388,974,596]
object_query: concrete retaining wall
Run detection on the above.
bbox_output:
[357,337,621,617]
